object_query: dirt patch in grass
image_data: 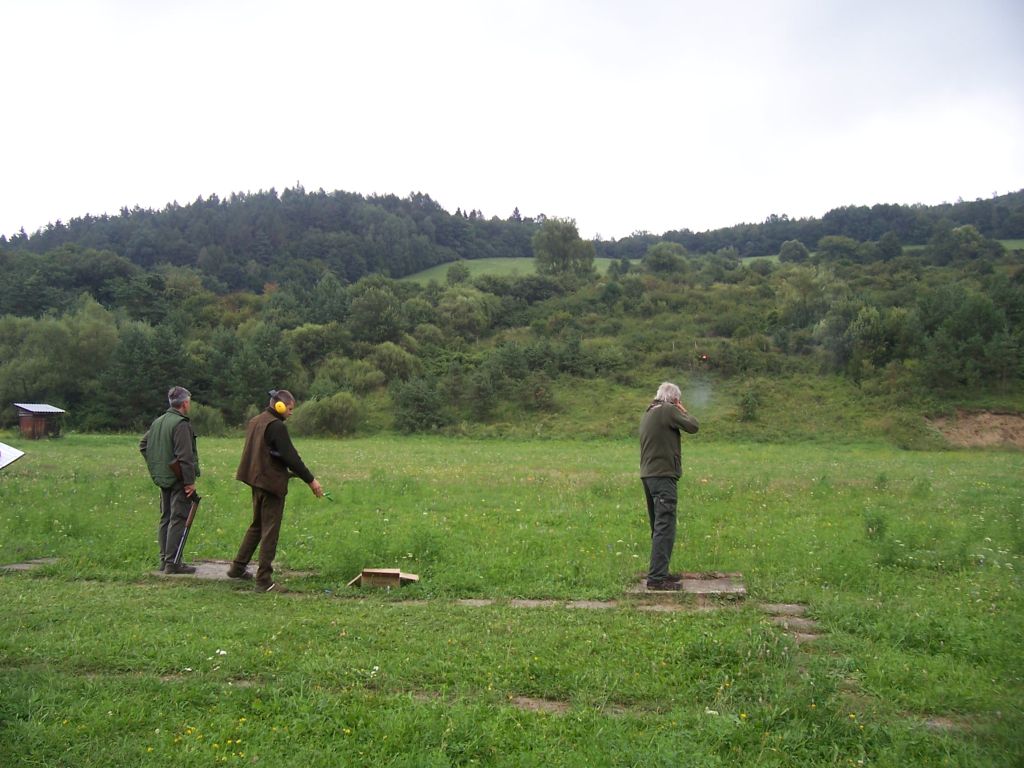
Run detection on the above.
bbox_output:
[929,410,1024,448]
[510,696,571,715]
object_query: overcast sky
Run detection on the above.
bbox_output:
[2,0,1022,242]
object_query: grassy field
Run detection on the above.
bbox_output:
[401,239,1024,284]
[400,258,630,284]
[1,433,1022,766]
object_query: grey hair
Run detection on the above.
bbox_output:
[654,382,681,403]
[167,386,191,408]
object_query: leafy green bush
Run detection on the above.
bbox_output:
[391,376,451,433]
[189,401,228,436]
[289,392,363,436]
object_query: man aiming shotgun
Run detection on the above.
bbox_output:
[639,381,699,591]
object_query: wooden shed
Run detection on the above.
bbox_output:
[13,403,66,439]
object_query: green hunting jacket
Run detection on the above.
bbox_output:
[639,401,699,479]
[139,409,200,489]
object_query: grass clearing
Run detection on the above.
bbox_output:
[2,433,1022,766]
[400,258,631,284]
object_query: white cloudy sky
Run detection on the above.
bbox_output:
[1,0,1021,241]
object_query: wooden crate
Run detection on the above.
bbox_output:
[347,568,420,588]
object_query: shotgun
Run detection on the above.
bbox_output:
[172,491,201,565]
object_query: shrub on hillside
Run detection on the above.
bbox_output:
[391,376,451,433]
[289,392,363,436]
[190,402,228,436]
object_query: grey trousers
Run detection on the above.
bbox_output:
[642,476,678,581]
[159,483,190,565]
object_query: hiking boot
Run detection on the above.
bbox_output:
[255,581,280,593]
[226,567,253,580]
[164,561,197,575]
[646,579,682,591]
[644,572,683,582]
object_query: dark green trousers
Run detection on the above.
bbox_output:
[642,476,678,581]
[232,488,286,587]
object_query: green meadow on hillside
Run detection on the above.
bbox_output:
[1,433,1021,766]
[401,257,636,284]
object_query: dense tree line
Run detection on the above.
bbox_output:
[4,186,1022,307]
[595,190,1024,260]
[1,187,541,296]
[1,209,1020,433]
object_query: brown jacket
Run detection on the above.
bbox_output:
[236,409,313,497]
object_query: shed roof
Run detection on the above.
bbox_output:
[13,403,66,414]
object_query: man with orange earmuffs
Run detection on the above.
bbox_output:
[228,389,323,591]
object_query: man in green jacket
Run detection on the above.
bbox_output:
[639,381,699,591]
[140,386,200,574]
[228,389,323,592]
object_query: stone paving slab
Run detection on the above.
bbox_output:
[508,599,560,609]
[761,603,807,616]
[768,615,820,633]
[792,632,821,643]
[566,600,618,610]
[1,557,58,571]
[152,559,313,581]
[625,572,746,598]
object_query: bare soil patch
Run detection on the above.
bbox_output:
[929,410,1024,448]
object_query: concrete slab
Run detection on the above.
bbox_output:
[152,559,314,582]
[769,615,820,632]
[681,576,746,595]
[761,603,807,616]
[508,599,560,608]
[566,600,617,610]
[626,572,746,598]
[792,632,821,644]
[1,557,58,571]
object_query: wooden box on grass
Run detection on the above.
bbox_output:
[347,568,420,588]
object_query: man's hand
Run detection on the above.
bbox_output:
[309,479,324,497]
[184,484,196,496]
[674,400,689,415]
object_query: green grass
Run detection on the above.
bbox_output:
[401,241,1023,285]
[2,433,1022,766]
[400,258,630,284]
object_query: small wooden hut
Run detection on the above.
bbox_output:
[13,403,66,439]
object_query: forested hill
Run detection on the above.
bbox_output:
[1,181,1022,438]
[0,189,539,294]
[3,186,1023,298]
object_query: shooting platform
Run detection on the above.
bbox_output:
[626,572,746,598]
[151,559,313,581]
[347,568,420,588]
